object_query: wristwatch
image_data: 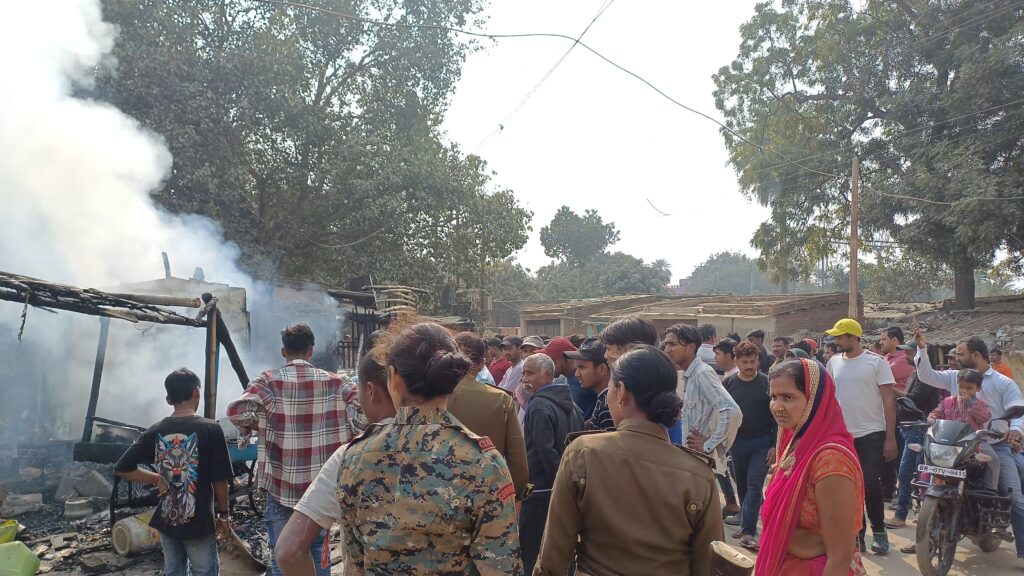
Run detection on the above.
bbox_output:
[215,510,230,520]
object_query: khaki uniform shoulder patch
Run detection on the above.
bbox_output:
[676,444,716,468]
[565,429,607,447]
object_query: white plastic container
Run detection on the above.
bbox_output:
[111,512,161,556]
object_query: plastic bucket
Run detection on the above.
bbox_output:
[112,512,161,556]
[0,541,41,576]
[0,519,17,544]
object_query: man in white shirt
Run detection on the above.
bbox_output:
[274,353,397,576]
[713,338,740,380]
[824,318,898,556]
[912,325,1024,561]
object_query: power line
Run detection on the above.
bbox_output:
[473,0,616,154]
[262,0,1024,204]
[256,0,846,179]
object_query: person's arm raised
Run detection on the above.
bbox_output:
[912,324,956,394]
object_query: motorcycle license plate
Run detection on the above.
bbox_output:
[919,464,966,479]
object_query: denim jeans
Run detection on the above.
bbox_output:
[854,431,887,535]
[266,496,330,576]
[993,443,1024,558]
[894,427,925,521]
[161,533,218,576]
[730,434,772,536]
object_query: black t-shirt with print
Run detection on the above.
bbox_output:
[115,415,233,540]
[586,388,615,431]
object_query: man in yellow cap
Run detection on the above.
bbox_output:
[824,317,898,556]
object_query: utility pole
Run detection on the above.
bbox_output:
[848,157,860,319]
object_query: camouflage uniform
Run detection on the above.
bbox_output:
[337,406,523,576]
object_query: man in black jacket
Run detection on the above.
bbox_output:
[519,352,583,574]
[887,343,944,532]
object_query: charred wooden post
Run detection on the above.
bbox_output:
[81,317,111,443]
[216,312,249,388]
[204,307,220,419]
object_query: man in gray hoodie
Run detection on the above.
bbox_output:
[519,352,583,574]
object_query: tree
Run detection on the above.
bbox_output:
[713,0,1024,309]
[535,252,670,299]
[95,0,531,300]
[686,252,769,295]
[483,258,541,302]
[539,207,620,267]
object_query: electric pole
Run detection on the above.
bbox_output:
[848,157,860,319]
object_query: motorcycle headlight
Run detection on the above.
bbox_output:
[928,443,963,468]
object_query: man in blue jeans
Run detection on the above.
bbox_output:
[722,341,775,549]
[115,369,233,576]
[886,343,942,542]
[913,325,1024,561]
[228,324,361,576]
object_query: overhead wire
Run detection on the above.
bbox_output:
[256,0,846,179]
[473,0,616,154]
[258,0,1024,205]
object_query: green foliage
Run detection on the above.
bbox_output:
[95,0,531,299]
[539,206,621,267]
[483,258,541,302]
[714,0,1024,307]
[684,251,845,295]
[535,252,670,299]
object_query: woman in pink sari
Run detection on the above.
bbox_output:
[757,358,866,576]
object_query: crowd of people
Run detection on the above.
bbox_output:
[108,314,1024,576]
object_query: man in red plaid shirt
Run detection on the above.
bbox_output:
[227,323,359,576]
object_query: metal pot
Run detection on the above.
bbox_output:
[94,422,142,443]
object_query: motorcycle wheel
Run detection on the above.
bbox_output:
[978,534,1001,553]
[916,496,958,576]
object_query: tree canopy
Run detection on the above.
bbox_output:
[539,206,621,267]
[714,0,1024,308]
[96,0,531,297]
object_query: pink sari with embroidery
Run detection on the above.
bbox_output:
[755,359,867,576]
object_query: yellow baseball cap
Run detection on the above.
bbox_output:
[825,318,863,337]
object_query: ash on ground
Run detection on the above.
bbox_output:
[0,440,300,575]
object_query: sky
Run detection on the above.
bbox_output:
[442,0,770,285]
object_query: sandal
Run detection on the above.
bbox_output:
[739,534,759,551]
[731,529,744,539]
[884,519,907,529]
[900,543,916,554]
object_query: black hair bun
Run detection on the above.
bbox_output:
[423,351,472,395]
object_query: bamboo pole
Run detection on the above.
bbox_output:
[204,307,220,419]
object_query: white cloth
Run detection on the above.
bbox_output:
[293,445,346,529]
[698,343,717,366]
[914,348,1024,435]
[722,366,739,381]
[826,352,895,438]
[293,417,394,529]
[476,365,496,385]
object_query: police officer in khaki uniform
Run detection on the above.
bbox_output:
[534,345,723,576]
[338,323,522,575]
[449,332,530,500]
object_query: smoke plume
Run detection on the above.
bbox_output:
[0,1,342,439]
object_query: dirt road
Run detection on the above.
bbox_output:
[724,517,1021,575]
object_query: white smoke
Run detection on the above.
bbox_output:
[0,1,342,438]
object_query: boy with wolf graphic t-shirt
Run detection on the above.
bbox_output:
[116,369,234,576]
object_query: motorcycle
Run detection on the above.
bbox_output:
[897,396,1024,576]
